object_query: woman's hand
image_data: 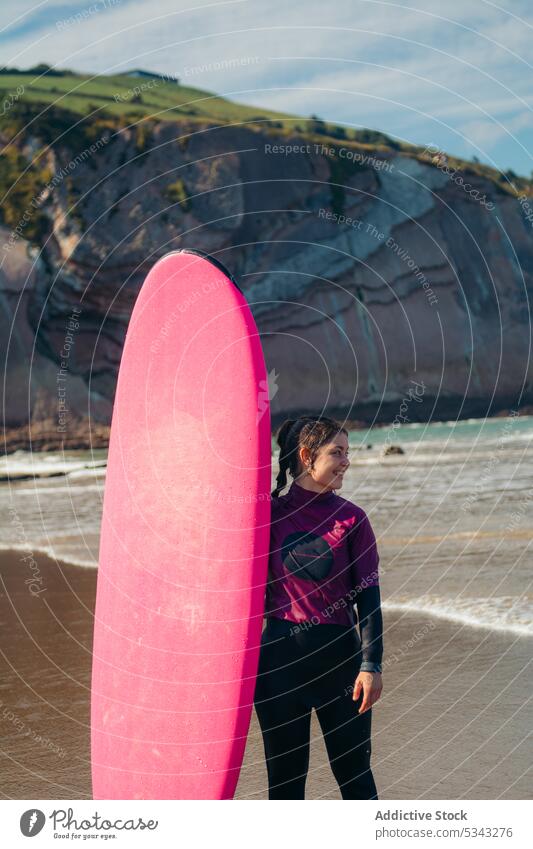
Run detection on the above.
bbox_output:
[352,671,382,714]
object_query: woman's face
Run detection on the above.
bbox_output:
[300,432,351,490]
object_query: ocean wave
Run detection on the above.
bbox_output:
[0,450,107,479]
[4,483,105,496]
[352,448,532,465]
[384,594,533,636]
[0,541,98,569]
[67,467,106,480]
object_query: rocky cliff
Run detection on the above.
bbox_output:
[1,95,533,452]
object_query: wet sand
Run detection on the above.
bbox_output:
[0,549,530,799]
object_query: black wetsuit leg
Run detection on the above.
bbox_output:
[315,682,377,799]
[253,623,312,799]
[253,617,379,800]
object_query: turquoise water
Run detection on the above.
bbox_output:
[270,413,532,450]
[353,413,531,446]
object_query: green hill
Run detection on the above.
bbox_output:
[0,64,407,151]
[0,64,531,198]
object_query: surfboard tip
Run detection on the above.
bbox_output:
[171,248,245,296]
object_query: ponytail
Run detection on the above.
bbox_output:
[272,419,297,498]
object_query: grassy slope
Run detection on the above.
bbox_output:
[0,68,531,199]
[0,68,451,151]
[0,69,315,128]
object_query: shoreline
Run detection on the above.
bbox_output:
[2,544,530,638]
[3,406,532,456]
[0,548,530,799]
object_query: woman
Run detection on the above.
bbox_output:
[254,416,383,800]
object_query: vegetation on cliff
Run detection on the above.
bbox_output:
[1,65,531,247]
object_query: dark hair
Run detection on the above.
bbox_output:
[272,416,349,498]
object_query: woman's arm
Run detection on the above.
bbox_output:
[348,509,384,712]
[355,584,383,672]
[353,584,384,712]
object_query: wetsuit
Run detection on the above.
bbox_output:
[253,481,383,799]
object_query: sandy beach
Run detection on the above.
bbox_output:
[0,548,530,800]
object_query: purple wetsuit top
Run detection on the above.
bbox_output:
[265,480,380,628]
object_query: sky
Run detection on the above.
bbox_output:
[1,0,532,177]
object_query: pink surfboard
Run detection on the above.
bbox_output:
[91,249,271,799]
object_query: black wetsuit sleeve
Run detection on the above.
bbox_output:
[355,584,383,673]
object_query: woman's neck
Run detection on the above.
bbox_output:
[292,476,335,496]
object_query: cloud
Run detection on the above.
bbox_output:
[0,0,531,174]
[458,119,511,149]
